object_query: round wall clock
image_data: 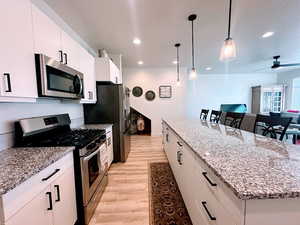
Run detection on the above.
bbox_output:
[132,86,143,97]
[145,90,156,101]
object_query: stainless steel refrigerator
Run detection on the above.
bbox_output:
[83,82,131,162]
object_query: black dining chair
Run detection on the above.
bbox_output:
[200,109,209,120]
[210,110,222,123]
[253,114,292,141]
[224,112,245,129]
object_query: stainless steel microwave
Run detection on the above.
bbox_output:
[35,54,84,99]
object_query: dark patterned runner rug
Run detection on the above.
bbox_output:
[149,162,193,225]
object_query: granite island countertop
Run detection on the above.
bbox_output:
[0,146,75,195]
[163,118,300,200]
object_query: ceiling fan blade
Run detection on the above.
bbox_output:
[279,63,300,67]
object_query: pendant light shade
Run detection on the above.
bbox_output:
[220,0,237,61]
[188,14,197,80]
[175,43,181,86]
[220,38,236,61]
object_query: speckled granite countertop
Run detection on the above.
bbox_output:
[163,118,300,200]
[0,146,75,195]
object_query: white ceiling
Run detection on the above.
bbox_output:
[44,0,300,73]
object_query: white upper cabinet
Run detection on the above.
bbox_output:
[31,4,62,62]
[80,47,96,103]
[61,31,81,71]
[0,0,96,102]
[95,58,122,84]
[0,0,38,99]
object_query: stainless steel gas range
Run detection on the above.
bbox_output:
[14,114,108,225]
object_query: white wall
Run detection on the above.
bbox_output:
[123,67,188,136]
[186,73,278,118]
[124,68,277,135]
[277,69,300,110]
[0,99,83,151]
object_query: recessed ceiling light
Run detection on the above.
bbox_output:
[137,61,144,65]
[262,32,274,38]
[173,60,178,65]
[133,38,141,45]
[205,67,212,71]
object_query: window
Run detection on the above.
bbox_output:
[261,86,285,113]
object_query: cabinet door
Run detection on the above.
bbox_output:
[167,131,180,176]
[61,31,81,71]
[5,186,53,225]
[80,47,96,103]
[31,4,62,61]
[0,0,37,98]
[52,166,77,225]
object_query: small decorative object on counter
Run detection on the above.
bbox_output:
[159,85,172,98]
[132,86,143,97]
[145,90,156,101]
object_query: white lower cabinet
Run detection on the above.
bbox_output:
[5,186,53,225]
[52,167,77,225]
[1,152,77,225]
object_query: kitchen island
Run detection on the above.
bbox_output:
[162,119,300,225]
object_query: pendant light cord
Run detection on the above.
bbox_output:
[228,0,232,39]
[192,20,195,68]
[177,46,179,81]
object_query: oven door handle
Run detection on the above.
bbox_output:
[82,147,101,161]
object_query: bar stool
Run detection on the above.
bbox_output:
[224,112,245,129]
[210,110,222,123]
[253,114,292,141]
[200,109,209,120]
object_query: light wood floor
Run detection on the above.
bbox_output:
[89,135,167,225]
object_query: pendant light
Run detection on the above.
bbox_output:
[175,43,181,86]
[220,0,237,61]
[188,14,197,80]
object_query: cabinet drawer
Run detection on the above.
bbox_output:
[2,152,74,221]
[194,156,244,224]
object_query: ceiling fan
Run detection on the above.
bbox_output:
[271,55,300,69]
